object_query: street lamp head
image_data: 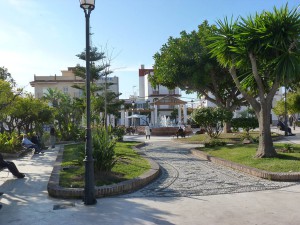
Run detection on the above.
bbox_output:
[79,0,95,10]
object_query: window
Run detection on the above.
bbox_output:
[75,90,83,98]
[63,87,68,94]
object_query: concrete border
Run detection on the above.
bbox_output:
[48,143,160,199]
[191,149,300,181]
[1,148,33,159]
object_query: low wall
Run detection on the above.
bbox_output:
[151,127,178,136]
[47,144,160,199]
[135,125,193,136]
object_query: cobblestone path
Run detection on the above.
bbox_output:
[124,141,296,197]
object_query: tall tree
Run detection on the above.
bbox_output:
[0,80,15,114]
[42,88,62,107]
[151,21,248,132]
[73,47,123,127]
[0,68,22,113]
[73,47,110,85]
[273,91,300,117]
[5,94,53,134]
[42,89,84,141]
[0,66,16,86]
[209,5,300,157]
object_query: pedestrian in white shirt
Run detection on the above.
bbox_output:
[145,126,151,139]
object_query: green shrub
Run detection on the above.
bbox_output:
[204,139,227,148]
[41,132,50,144]
[231,117,259,135]
[192,107,233,138]
[251,136,259,143]
[283,143,294,153]
[73,144,85,166]
[0,132,22,153]
[112,126,126,141]
[238,132,259,144]
[92,126,117,172]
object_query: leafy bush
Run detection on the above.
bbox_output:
[231,117,259,136]
[112,126,126,141]
[41,132,50,146]
[92,126,117,172]
[238,132,259,144]
[0,132,22,153]
[192,107,233,138]
[204,139,227,148]
[74,144,85,166]
[283,143,294,153]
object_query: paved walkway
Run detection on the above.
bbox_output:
[0,129,300,225]
[123,140,295,198]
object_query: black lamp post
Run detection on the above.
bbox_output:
[191,99,194,110]
[79,0,96,205]
[284,85,288,136]
[132,100,136,113]
[131,100,135,126]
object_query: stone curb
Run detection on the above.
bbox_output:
[47,143,160,199]
[191,149,300,181]
[1,148,33,159]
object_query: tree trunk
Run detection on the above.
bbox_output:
[223,98,235,133]
[223,121,232,133]
[255,104,277,158]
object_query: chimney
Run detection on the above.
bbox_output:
[141,64,145,69]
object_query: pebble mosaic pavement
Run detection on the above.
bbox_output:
[122,141,296,198]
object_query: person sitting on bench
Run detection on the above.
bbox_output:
[22,134,43,154]
[277,119,295,136]
[176,126,186,138]
[0,153,25,178]
[31,132,41,149]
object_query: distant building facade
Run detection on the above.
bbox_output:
[138,64,181,115]
[197,89,284,125]
[119,65,188,127]
[30,67,119,99]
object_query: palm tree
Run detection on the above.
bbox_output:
[209,5,300,157]
[42,88,63,107]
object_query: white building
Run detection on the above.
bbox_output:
[30,67,119,99]
[196,89,284,125]
[119,65,189,127]
[139,64,182,114]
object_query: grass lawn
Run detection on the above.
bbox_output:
[197,143,300,173]
[178,131,280,144]
[177,132,300,173]
[59,141,151,188]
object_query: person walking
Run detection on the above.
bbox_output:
[50,126,56,149]
[145,125,151,139]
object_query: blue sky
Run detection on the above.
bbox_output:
[0,0,299,100]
